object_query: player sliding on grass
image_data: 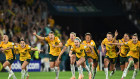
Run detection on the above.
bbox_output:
[109,33,140,79]
[101,31,118,79]
[82,33,99,79]
[69,37,92,79]
[33,31,63,79]
[57,32,76,79]
[6,38,42,79]
[0,34,17,79]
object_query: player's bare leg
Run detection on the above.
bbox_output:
[50,62,55,72]
[88,58,93,75]
[92,61,98,79]
[110,63,116,76]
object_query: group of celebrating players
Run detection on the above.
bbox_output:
[0,30,139,79]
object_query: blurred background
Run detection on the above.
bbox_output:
[0,0,140,72]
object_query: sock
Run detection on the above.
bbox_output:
[85,65,90,74]
[125,60,134,75]
[21,70,25,79]
[70,64,75,77]
[89,62,93,75]
[4,66,11,73]
[132,69,138,78]
[80,65,83,76]
[78,66,82,76]
[25,70,29,77]
[104,68,108,78]
[127,60,134,70]
[55,67,59,78]
[50,68,55,72]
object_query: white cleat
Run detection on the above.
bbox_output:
[8,73,14,79]
[12,74,17,79]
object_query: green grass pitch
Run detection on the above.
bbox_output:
[0,71,139,79]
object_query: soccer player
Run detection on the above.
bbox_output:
[0,34,17,79]
[33,31,63,79]
[111,33,140,79]
[8,38,42,79]
[101,31,118,79]
[82,33,98,79]
[57,32,76,79]
[118,33,130,71]
[69,37,92,79]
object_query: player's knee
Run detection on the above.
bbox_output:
[76,63,80,67]
[21,66,26,70]
[3,64,6,68]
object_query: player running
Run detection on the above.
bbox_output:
[33,31,63,79]
[82,33,98,79]
[7,38,42,79]
[57,32,76,79]
[69,37,92,79]
[110,33,140,79]
[101,31,118,79]
[0,34,17,79]
[118,33,130,71]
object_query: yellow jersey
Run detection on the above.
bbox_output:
[126,40,140,59]
[83,40,98,59]
[0,41,14,60]
[71,44,87,58]
[45,36,61,56]
[14,44,31,61]
[119,39,129,57]
[102,38,117,58]
[65,38,74,47]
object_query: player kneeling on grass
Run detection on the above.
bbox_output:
[69,37,92,79]
[0,34,17,79]
[7,38,42,79]
[33,31,63,79]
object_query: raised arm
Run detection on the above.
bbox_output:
[33,31,45,41]
[112,30,118,42]
[31,48,43,53]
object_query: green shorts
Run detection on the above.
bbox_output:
[105,55,117,64]
[49,54,61,62]
[120,56,128,65]
[7,59,15,64]
[86,56,98,62]
[20,59,31,65]
[128,56,139,64]
[72,52,76,55]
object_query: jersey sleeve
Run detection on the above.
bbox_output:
[91,40,96,47]
[65,40,70,47]
[0,42,2,47]
[70,46,74,51]
[101,38,106,45]
[27,45,31,50]
[56,37,61,43]
[44,37,49,42]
